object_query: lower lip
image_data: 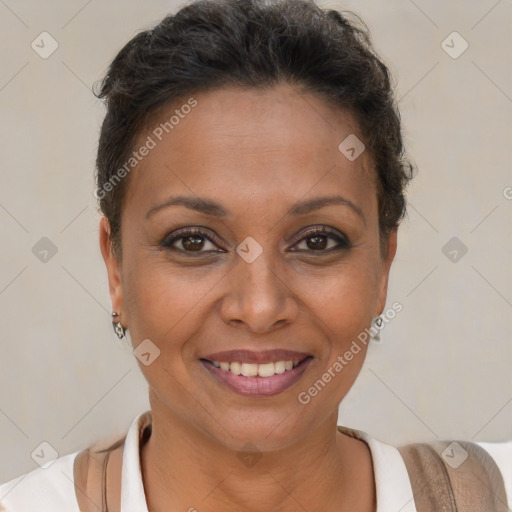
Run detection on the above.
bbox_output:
[200,357,313,397]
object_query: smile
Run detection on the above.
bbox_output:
[200,356,313,397]
[211,359,301,377]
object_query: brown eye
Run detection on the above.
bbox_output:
[161,228,224,254]
[291,227,351,253]
[305,234,329,251]
[181,234,208,252]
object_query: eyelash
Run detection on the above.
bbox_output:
[160,226,351,255]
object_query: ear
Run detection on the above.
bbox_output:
[374,228,398,316]
[99,217,124,318]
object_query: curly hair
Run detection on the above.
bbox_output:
[94,0,414,257]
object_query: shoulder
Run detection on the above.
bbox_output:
[0,412,148,512]
[339,425,512,511]
[0,451,81,511]
[397,437,512,509]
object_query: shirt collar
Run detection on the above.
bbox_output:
[337,425,417,512]
[120,411,416,512]
[120,410,151,512]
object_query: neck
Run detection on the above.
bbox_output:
[140,395,375,512]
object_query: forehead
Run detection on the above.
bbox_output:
[124,83,377,215]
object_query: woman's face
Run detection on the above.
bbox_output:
[101,83,397,450]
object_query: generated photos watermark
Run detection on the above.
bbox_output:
[94,97,198,200]
[297,301,403,405]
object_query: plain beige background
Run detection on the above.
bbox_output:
[0,0,511,484]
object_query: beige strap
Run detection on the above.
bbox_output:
[399,440,508,512]
[73,438,125,512]
[73,412,152,511]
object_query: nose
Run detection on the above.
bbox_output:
[220,249,299,333]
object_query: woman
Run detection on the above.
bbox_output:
[0,0,510,510]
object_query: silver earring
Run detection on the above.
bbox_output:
[111,312,126,340]
[370,316,383,341]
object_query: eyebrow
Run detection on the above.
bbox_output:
[146,196,229,219]
[146,194,365,222]
[288,195,365,222]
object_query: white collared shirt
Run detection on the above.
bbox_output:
[1,410,511,511]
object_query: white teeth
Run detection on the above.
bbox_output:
[241,363,258,377]
[211,359,303,377]
[257,362,275,377]
[274,361,286,374]
[230,361,242,375]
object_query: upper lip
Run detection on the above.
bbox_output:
[201,349,312,364]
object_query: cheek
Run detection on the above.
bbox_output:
[122,254,230,357]
[292,265,379,410]
[121,263,213,397]
[298,259,379,379]
[297,258,380,332]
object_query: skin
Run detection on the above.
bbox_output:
[100,82,397,512]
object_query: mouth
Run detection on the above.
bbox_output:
[199,351,314,397]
